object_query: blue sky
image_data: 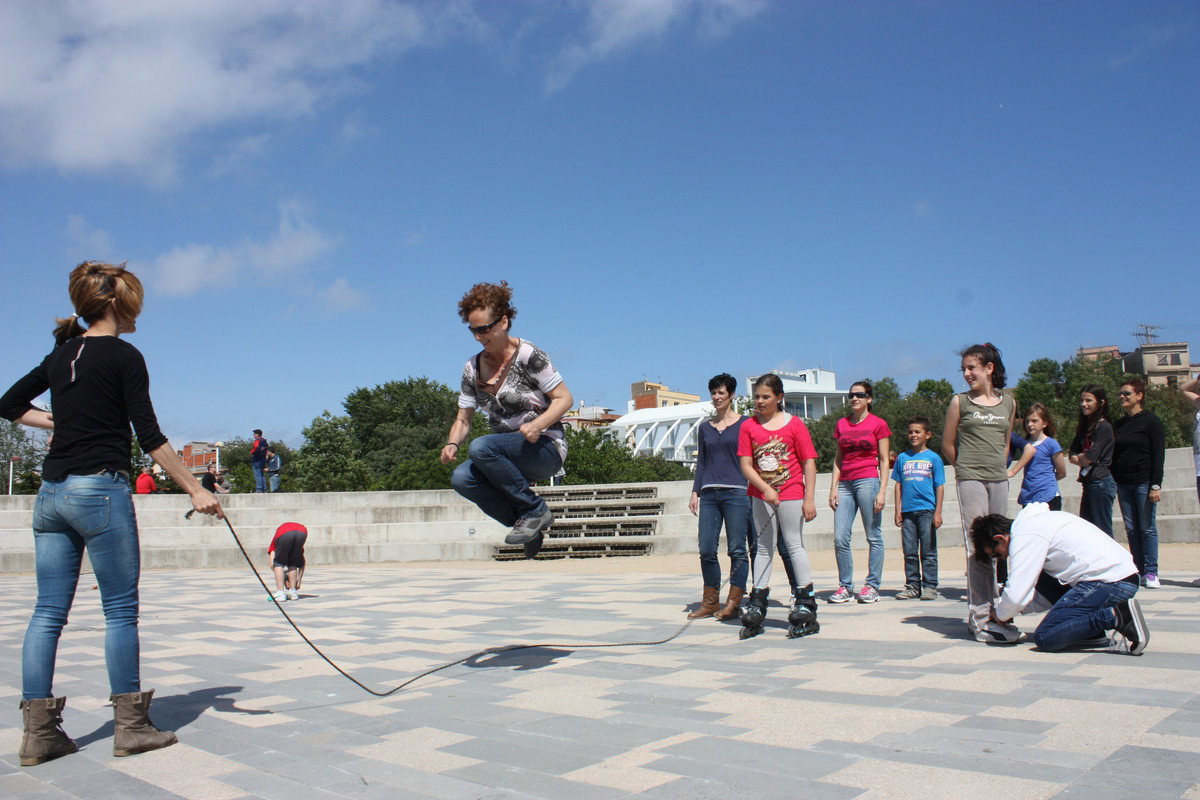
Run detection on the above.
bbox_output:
[2,0,1197,448]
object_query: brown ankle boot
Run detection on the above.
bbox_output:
[19,696,78,766]
[111,689,177,757]
[714,586,745,620]
[687,586,720,619]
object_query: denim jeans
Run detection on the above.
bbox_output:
[1116,482,1158,575]
[24,473,141,699]
[252,462,266,492]
[451,433,563,527]
[1079,475,1117,537]
[268,473,281,493]
[833,477,884,590]
[900,510,938,589]
[1033,577,1137,652]
[697,488,750,589]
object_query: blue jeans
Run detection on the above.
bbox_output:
[1116,482,1158,575]
[833,477,884,590]
[268,473,281,493]
[252,462,266,492]
[1079,475,1117,537]
[451,433,563,527]
[24,473,141,699]
[1033,577,1137,652]
[697,488,750,589]
[900,510,938,589]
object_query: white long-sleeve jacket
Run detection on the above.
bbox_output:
[995,503,1137,621]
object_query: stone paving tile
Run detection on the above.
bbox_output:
[0,565,1197,799]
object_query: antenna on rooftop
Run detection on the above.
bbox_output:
[1130,324,1160,345]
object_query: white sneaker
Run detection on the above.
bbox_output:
[272,590,288,603]
[973,621,1022,644]
[1143,573,1160,589]
[287,589,299,601]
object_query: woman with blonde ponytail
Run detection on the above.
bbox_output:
[0,261,224,766]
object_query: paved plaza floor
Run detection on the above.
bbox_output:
[1,554,1199,800]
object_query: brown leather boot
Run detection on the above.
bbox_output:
[714,586,745,620]
[111,689,177,757]
[687,586,720,619]
[19,697,78,766]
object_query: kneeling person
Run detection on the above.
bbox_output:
[970,504,1148,654]
[269,522,308,602]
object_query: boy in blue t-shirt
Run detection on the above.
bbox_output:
[891,416,946,600]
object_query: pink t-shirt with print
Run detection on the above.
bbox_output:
[835,414,891,481]
[737,415,818,502]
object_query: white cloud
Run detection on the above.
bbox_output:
[316,277,368,312]
[1108,23,1189,70]
[546,0,765,92]
[0,0,437,182]
[65,215,114,259]
[911,200,932,218]
[209,134,271,177]
[149,200,339,296]
[0,1,768,178]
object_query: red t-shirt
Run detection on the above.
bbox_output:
[737,415,818,501]
[835,414,891,481]
[268,521,308,555]
[135,473,156,494]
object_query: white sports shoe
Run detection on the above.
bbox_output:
[272,590,288,603]
[973,621,1022,644]
[287,589,299,601]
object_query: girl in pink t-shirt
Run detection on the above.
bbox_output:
[827,380,892,605]
[736,374,820,639]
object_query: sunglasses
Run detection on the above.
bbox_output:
[847,391,869,399]
[468,317,503,336]
[1118,390,1135,397]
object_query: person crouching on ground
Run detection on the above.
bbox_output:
[969,504,1148,654]
[441,281,573,559]
[268,522,307,602]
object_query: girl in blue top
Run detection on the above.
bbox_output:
[1007,403,1067,510]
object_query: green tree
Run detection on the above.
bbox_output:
[913,378,954,402]
[291,411,371,492]
[343,377,464,481]
[560,427,691,485]
[1,421,48,495]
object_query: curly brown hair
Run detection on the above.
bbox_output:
[457,281,517,326]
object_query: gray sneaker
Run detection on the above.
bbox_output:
[920,586,937,601]
[895,586,921,600]
[505,507,554,545]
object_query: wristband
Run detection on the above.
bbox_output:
[447,442,460,449]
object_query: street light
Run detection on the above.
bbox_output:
[8,456,20,496]
[214,441,224,473]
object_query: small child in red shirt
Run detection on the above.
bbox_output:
[268,522,307,602]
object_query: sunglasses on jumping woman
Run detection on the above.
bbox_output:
[468,317,504,336]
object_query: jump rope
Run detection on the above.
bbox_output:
[188,507,778,696]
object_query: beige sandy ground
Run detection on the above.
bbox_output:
[396,542,1200,577]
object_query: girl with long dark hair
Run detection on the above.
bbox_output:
[1069,384,1117,537]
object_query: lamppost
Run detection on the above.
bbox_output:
[214,441,224,473]
[8,456,20,495]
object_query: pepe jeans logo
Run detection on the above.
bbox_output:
[970,411,1006,424]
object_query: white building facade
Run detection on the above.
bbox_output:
[608,368,843,466]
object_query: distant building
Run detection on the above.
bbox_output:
[562,404,621,431]
[747,369,845,420]
[609,368,843,466]
[1077,345,1122,363]
[608,401,713,466]
[1124,341,1193,388]
[180,442,220,478]
[630,381,701,411]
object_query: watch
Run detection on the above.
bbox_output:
[1150,485,1160,491]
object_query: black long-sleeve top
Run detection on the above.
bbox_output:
[1112,411,1166,486]
[1068,419,1114,483]
[0,336,168,482]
